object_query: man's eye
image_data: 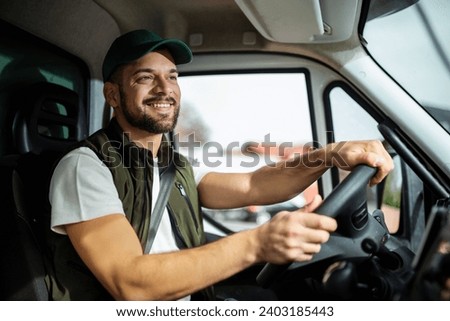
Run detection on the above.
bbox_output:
[137,75,153,82]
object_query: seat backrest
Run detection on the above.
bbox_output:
[0,82,87,300]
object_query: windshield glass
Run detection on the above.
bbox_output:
[363,0,450,133]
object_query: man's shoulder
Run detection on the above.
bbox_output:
[63,146,99,158]
[57,146,103,168]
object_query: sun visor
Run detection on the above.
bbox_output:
[235,0,358,43]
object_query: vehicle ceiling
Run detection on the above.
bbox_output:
[0,0,420,79]
[0,0,362,78]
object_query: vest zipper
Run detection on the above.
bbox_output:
[143,151,149,251]
[175,182,200,230]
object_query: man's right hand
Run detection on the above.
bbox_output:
[253,195,337,264]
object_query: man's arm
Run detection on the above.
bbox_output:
[65,202,337,301]
[198,140,393,209]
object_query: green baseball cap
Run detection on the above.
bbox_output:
[102,29,193,82]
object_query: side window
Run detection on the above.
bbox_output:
[327,86,402,233]
[176,72,315,231]
[328,87,382,142]
[0,21,88,156]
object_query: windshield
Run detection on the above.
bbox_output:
[363,0,450,133]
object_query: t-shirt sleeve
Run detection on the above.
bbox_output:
[49,147,125,235]
[192,163,210,186]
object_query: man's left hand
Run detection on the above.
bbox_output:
[327,140,394,186]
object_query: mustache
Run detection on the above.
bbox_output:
[142,96,176,105]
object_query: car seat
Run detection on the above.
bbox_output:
[0,82,87,300]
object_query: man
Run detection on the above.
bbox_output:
[48,30,393,301]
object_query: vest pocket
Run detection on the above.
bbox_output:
[175,181,200,230]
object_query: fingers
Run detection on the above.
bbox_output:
[283,213,335,261]
[332,140,394,186]
[297,211,337,233]
[370,155,393,186]
[354,140,394,186]
[259,211,337,264]
[367,143,394,186]
[283,243,321,263]
[301,194,322,213]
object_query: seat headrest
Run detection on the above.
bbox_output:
[12,82,87,154]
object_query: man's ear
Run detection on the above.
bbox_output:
[103,82,120,108]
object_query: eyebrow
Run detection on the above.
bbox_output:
[132,68,179,76]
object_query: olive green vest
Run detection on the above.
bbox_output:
[46,118,214,300]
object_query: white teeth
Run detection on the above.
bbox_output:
[152,103,171,108]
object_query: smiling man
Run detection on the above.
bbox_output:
[47,29,393,301]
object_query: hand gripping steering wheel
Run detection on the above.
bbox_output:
[256,165,407,288]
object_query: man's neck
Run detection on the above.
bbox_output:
[115,118,163,155]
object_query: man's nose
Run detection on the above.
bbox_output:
[152,78,172,96]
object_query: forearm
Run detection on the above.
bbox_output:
[248,147,330,205]
[113,229,260,300]
[199,145,332,209]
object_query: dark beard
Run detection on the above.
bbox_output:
[119,87,180,134]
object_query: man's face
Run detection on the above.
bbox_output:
[115,49,181,134]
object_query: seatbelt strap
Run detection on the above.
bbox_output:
[144,161,176,254]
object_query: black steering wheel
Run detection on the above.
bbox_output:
[256,165,412,294]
